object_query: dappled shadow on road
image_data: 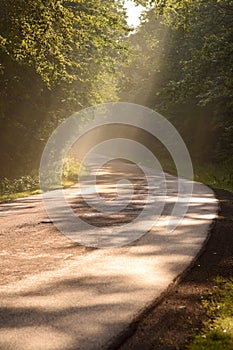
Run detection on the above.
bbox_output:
[0,160,218,350]
[0,196,43,215]
[0,213,217,349]
[118,188,233,350]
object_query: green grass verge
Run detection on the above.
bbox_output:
[160,159,233,192]
[194,163,233,192]
[189,278,233,350]
[0,180,78,203]
[144,160,233,192]
[1,160,232,202]
[0,157,87,203]
[0,189,42,203]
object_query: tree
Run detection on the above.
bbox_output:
[153,0,233,163]
[120,1,233,165]
[0,0,130,177]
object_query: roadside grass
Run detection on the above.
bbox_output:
[0,179,80,203]
[0,157,85,203]
[1,159,232,202]
[159,159,233,192]
[194,162,233,193]
[139,159,233,193]
[0,175,40,203]
[1,158,233,349]
[189,277,233,350]
[142,158,233,350]
[0,180,78,203]
[0,189,42,203]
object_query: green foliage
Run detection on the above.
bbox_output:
[0,0,130,179]
[121,1,233,170]
[0,157,87,197]
[194,162,233,192]
[119,11,167,105]
[189,278,233,350]
[0,0,129,88]
[154,0,233,108]
[0,175,39,195]
[62,157,87,183]
[189,331,233,350]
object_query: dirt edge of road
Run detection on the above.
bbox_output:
[112,188,233,350]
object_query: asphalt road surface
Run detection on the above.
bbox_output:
[0,160,218,350]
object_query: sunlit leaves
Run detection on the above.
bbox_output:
[151,0,233,109]
[0,0,129,88]
[0,0,130,177]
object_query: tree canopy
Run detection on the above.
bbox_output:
[0,0,232,183]
[120,0,233,167]
[0,0,130,177]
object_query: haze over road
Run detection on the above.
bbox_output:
[0,160,218,350]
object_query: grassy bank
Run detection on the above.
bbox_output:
[0,179,79,203]
[194,163,233,193]
[0,189,42,203]
[0,175,40,202]
[0,158,86,203]
[162,160,233,193]
[1,160,232,202]
[189,278,233,350]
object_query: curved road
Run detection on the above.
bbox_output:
[0,161,218,350]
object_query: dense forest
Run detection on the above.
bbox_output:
[0,0,130,179]
[0,0,232,191]
[122,0,233,179]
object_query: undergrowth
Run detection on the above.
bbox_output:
[0,157,86,201]
[189,277,233,350]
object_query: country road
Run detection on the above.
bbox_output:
[0,160,218,350]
